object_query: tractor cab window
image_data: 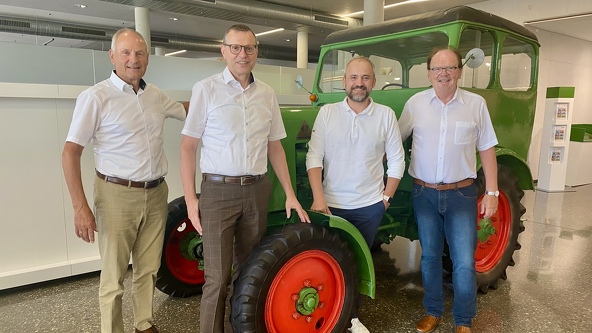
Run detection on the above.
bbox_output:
[318,32,449,92]
[458,28,495,89]
[500,36,535,91]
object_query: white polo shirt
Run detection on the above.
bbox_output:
[398,88,498,184]
[182,67,287,176]
[66,71,186,181]
[306,98,405,209]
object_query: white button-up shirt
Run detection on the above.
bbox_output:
[66,71,186,181]
[306,98,405,209]
[182,67,287,176]
[398,88,498,183]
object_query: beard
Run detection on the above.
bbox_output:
[347,85,370,102]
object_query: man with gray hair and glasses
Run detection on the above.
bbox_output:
[180,24,310,333]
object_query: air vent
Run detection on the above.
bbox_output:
[314,15,349,26]
[151,36,169,43]
[0,19,31,28]
[61,26,106,36]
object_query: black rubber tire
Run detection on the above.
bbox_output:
[443,164,525,294]
[230,223,358,333]
[155,196,205,297]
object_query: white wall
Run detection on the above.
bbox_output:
[471,0,592,179]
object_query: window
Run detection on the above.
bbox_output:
[458,28,495,89]
[318,32,449,91]
[500,36,535,91]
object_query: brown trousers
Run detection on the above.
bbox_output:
[198,175,271,333]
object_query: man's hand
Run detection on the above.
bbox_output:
[286,196,311,223]
[480,194,498,219]
[186,197,202,235]
[74,205,98,243]
[310,199,331,215]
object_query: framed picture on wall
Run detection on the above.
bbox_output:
[555,103,569,121]
[549,147,563,164]
[553,125,566,142]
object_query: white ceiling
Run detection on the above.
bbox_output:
[0,0,590,60]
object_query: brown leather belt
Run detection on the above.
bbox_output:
[413,178,474,191]
[96,170,164,189]
[202,173,265,186]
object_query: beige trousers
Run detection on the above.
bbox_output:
[94,176,169,333]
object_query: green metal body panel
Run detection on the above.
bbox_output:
[266,6,539,298]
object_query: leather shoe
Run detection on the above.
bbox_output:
[135,326,159,333]
[456,326,471,333]
[416,315,442,333]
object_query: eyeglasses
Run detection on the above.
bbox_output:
[223,44,258,55]
[429,66,459,73]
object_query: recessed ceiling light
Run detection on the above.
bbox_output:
[286,39,291,42]
[169,17,178,21]
[74,4,86,9]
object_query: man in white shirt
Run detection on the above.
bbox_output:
[306,56,406,333]
[62,28,187,333]
[398,46,499,333]
[180,24,310,333]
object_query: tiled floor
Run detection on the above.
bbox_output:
[1,185,591,332]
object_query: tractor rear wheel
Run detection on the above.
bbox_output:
[155,196,205,297]
[474,164,525,293]
[231,223,358,333]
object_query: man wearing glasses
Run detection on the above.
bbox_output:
[398,46,499,333]
[180,24,310,333]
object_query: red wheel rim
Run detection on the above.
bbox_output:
[475,191,511,272]
[265,250,345,333]
[164,218,205,285]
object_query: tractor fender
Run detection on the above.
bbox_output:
[478,147,535,191]
[308,211,376,299]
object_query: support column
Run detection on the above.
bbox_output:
[363,0,384,26]
[134,7,151,52]
[155,47,165,56]
[297,30,308,69]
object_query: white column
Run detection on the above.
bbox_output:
[537,87,575,192]
[134,7,151,52]
[155,47,165,56]
[363,0,385,26]
[297,30,308,69]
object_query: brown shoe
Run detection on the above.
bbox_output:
[135,326,159,333]
[456,326,471,333]
[416,315,442,333]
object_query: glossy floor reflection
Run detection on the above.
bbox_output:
[1,185,591,332]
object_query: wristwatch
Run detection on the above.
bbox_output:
[383,194,393,203]
[485,190,500,197]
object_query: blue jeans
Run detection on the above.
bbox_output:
[329,201,385,249]
[411,183,477,327]
[330,201,385,319]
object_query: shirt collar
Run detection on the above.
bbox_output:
[109,70,146,92]
[429,87,463,106]
[223,67,255,86]
[341,97,375,115]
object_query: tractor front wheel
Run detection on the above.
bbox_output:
[231,223,358,333]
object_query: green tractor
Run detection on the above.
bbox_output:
[156,6,539,333]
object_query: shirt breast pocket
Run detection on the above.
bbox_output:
[454,121,477,145]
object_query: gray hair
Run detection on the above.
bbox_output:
[111,28,147,51]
